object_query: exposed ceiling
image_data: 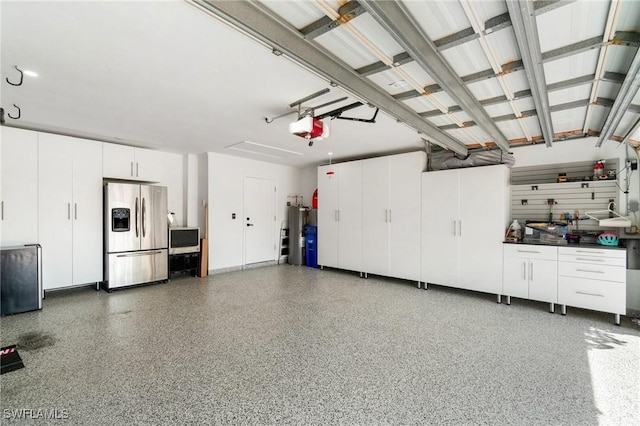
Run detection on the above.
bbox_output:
[1,0,639,168]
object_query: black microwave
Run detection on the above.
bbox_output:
[169,227,200,255]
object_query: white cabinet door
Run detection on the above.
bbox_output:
[103,143,135,180]
[458,165,508,294]
[389,152,423,281]
[337,161,362,272]
[503,257,530,299]
[528,259,558,303]
[38,134,73,289]
[72,139,103,285]
[134,148,163,182]
[317,165,339,268]
[362,157,389,276]
[1,127,38,247]
[421,169,459,286]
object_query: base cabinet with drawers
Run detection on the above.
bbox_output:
[558,247,626,325]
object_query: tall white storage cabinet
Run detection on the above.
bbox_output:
[0,127,38,247]
[317,161,363,273]
[38,133,103,290]
[362,152,425,281]
[422,164,509,296]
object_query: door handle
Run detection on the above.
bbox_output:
[117,250,164,258]
[68,203,71,220]
[131,161,134,177]
[142,198,146,237]
[1,201,3,220]
[575,269,605,274]
[453,220,456,236]
[523,261,527,280]
[135,197,139,237]
[576,258,604,262]
[74,203,78,220]
[530,262,533,281]
[136,162,139,177]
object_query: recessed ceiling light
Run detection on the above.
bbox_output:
[23,70,38,77]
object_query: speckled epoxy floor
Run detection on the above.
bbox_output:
[1,265,639,425]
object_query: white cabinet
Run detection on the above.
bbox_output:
[317,161,362,273]
[558,247,626,325]
[1,127,38,247]
[503,244,558,311]
[421,165,509,296]
[39,133,103,290]
[362,152,424,281]
[103,143,163,182]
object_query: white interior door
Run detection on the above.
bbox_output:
[317,165,339,268]
[244,176,275,265]
[337,161,363,272]
[362,157,389,276]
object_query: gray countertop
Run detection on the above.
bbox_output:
[503,240,628,250]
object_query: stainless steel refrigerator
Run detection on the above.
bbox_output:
[104,182,168,290]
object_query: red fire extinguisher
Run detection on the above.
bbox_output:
[593,160,604,180]
[312,189,318,209]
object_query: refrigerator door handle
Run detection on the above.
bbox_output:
[116,250,164,258]
[142,197,146,238]
[135,197,139,237]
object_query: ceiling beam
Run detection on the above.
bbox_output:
[360,0,511,152]
[299,1,366,40]
[189,0,469,156]
[595,47,640,147]
[507,0,554,147]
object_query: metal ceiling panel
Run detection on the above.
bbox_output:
[515,97,536,113]
[589,105,609,131]
[521,116,543,139]
[483,102,515,118]
[366,68,413,95]
[402,96,434,113]
[543,50,599,84]
[496,120,528,141]
[552,107,589,133]
[484,27,520,66]
[604,45,638,74]
[396,62,438,87]
[548,85,593,106]
[440,40,492,76]
[257,0,323,29]
[502,70,533,94]
[428,91,459,109]
[445,127,480,146]
[598,80,625,100]
[616,0,640,31]
[536,0,608,53]
[347,13,405,58]
[616,111,640,138]
[466,79,505,101]
[450,110,474,124]
[400,0,470,41]
[470,0,508,23]
[314,27,378,69]
[426,114,457,128]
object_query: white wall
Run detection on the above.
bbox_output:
[197,153,209,238]
[300,166,318,207]
[160,151,184,227]
[184,153,199,227]
[206,153,303,270]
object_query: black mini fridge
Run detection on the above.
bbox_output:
[1,244,43,315]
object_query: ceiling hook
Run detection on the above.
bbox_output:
[7,104,21,119]
[6,65,24,86]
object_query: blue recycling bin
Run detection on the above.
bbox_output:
[304,225,318,268]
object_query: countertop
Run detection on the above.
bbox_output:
[503,240,628,250]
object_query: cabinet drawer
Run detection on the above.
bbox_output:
[558,261,626,282]
[503,244,557,260]
[558,276,625,315]
[558,254,626,267]
[558,247,626,259]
